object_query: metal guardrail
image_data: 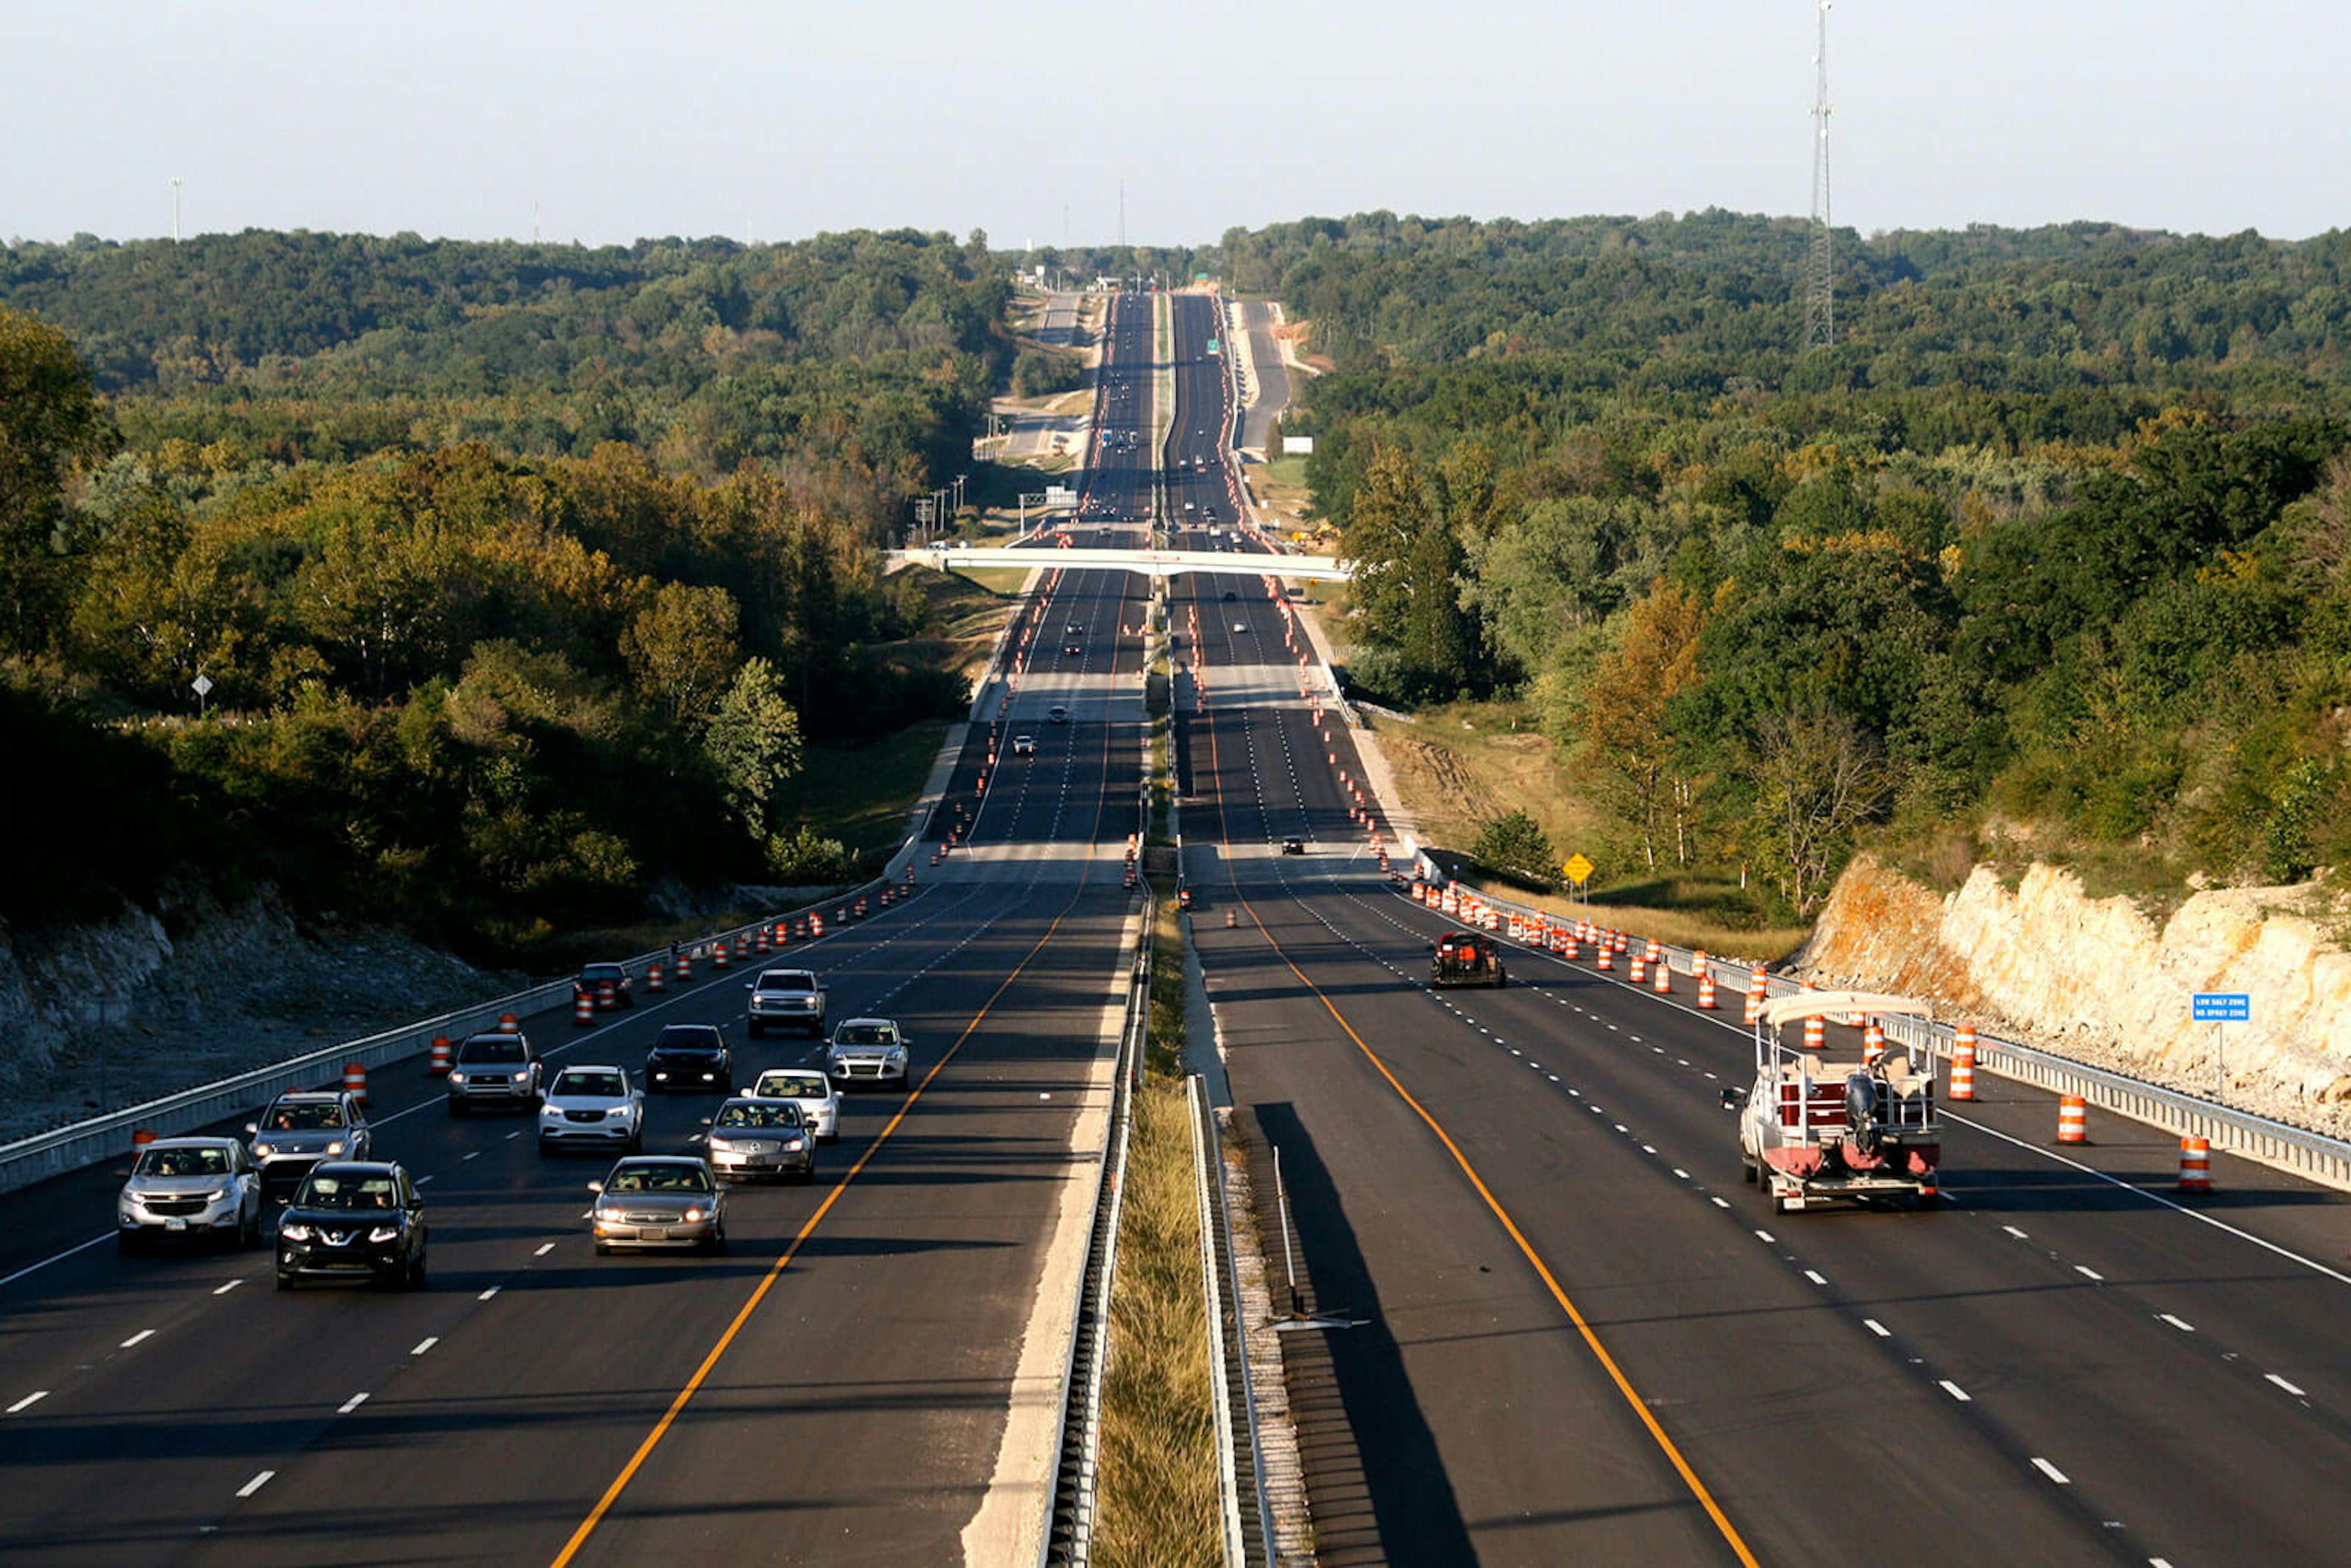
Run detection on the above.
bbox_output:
[1040,896,1151,1567]
[0,865,914,1198]
[1403,853,2351,1195]
[1191,1075,1273,1567]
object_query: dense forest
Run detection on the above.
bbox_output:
[0,230,1008,953]
[1228,211,2351,912]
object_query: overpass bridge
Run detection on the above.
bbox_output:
[885,544,1353,581]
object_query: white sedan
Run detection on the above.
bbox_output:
[746,1067,841,1142]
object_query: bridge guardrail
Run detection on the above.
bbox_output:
[1403,855,2351,1195]
[1192,1075,1273,1566]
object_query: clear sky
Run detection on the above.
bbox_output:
[6,0,2344,249]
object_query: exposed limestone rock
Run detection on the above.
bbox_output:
[1799,853,2351,1139]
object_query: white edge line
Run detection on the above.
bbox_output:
[1947,1109,2351,1288]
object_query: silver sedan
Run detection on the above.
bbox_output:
[118,1137,263,1252]
[589,1156,727,1253]
[702,1098,816,1183]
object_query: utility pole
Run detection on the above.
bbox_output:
[170,177,182,244]
[533,201,541,244]
[1802,0,1835,352]
[1117,178,1125,252]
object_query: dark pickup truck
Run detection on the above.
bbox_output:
[1430,931,1507,989]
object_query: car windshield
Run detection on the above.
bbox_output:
[580,966,624,981]
[556,1071,628,1098]
[655,1030,720,1052]
[266,1102,343,1130]
[137,1146,231,1177]
[757,1074,828,1098]
[835,1026,896,1047]
[299,1173,399,1209]
[716,1102,803,1129]
[757,972,811,991]
[462,1037,527,1063]
[604,1164,713,1195]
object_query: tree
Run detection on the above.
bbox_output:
[0,306,114,650]
[1580,581,1706,869]
[1472,809,1553,883]
[621,581,741,728]
[1749,701,1894,915]
[703,657,803,835]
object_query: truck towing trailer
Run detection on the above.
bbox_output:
[1725,991,1941,1213]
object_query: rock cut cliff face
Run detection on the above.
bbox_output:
[1799,854,2351,1136]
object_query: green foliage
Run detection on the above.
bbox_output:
[1472,809,1554,884]
[703,657,804,835]
[765,825,857,883]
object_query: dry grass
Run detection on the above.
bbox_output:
[1094,887,1220,1565]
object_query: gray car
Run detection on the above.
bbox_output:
[702,1098,815,1182]
[825,1017,910,1089]
[589,1156,727,1253]
[247,1091,371,1194]
[118,1136,264,1251]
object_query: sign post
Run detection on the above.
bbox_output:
[190,672,213,719]
[1562,852,1595,906]
[2192,992,2250,1099]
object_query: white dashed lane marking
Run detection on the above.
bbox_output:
[7,1391,47,1414]
[2268,1374,2308,1397]
[2030,1457,2071,1484]
[410,1337,438,1357]
[236,1471,274,1498]
[338,1392,369,1415]
[1939,1380,1972,1402]
[119,1329,154,1349]
[2159,1314,2195,1332]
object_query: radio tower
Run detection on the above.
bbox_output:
[1802,0,1835,351]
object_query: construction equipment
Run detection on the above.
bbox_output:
[1429,931,1506,990]
[1724,991,1940,1214]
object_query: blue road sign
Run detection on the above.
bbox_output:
[2192,992,2251,1023]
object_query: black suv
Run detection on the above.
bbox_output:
[276,1161,427,1290]
[448,1030,544,1114]
[646,1024,732,1093]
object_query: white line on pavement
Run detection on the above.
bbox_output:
[236,1471,274,1498]
[338,1392,369,1414]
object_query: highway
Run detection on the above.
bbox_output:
[0,294,1158,1566]
[1160,289,2351,1565]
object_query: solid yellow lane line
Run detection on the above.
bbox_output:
[550,907,1074,1567]
[1187,698,1757,1566]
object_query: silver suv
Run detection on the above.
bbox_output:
[447,1030,543,1114]
[747,969,827,1038]
[247,1091,371,1193]
[118,1136,263,1251]
[825,1017,910,1090]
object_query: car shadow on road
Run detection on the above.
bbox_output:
[1243,1100,1476,1568]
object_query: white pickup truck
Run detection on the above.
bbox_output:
[746,968,827,1037]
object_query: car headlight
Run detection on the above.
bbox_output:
[367,1225,400,1244]
[446,1072,465,1085]
[784,1138,804,1152]
[510,1071,530,1084]
[209,1185,236,1203]
[653,1071,669,1080]
[252,1141,276,1157]
[279,1221,312,1242]
[683,1206,706,1223]
[606,1106,631,1118]
[323,1141,344,1156]
[593,1205,621,1223]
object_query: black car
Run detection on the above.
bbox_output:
[646,1023,733,1093]
[1281,836,1306,855]
[573,962,634,1009]
[1221,590,1238,601]
[1063,643,1083,656]
[276,1161,427,1290]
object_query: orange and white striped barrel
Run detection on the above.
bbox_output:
[573,990,596,1024]
[1654,955,1672,994]
[343,1060,367,1102]
[1597,942,1614,972]
[1644,939,1662,967]
[428,1036,453,1075]
[1949,1035,1976,1100]
[1697,966,1717,1009]
[1745,966,1768,1024]
[1803,1015,1826,1053]
[647,962,666,994]
[735,934,752,959]
[2057,1095,2088,1144]
[754,926,770,955]
[1862,1021,1884,1067]
[1630,951,1648,983]
[2178,1137,2212,1191]
[675,950,692,983]
[712,942,729,970]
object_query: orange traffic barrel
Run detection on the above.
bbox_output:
[597,978,617,1010]
[342,1060,367,1103]
[1629,951,1647,983]
[647,962,666,994]
[1226,910,1237,929]
[2058,1095,2088,1144]
[1597,943,1614,972]
[1653,956,1672,994]
[573,991,595,1025]
[713,942,729,970]
[1697,967,1717,1009]
[675,950,692,982]
[499,1011,520,1030]
[132,1127,158,1153]
[1863,1022,1885,1067]
[1949,1035,1976,1100]
[2178,1137,2212,1191]
[1804,1015,1826,1052]
[428,1036,453,1075]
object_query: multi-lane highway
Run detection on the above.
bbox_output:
[9,282,2349,1567]
[0,296,1161,1567]
[1156,294,2351,1564]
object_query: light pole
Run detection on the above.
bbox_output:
[170,178,182,244]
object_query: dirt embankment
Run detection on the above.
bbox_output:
[0,885,520,1145]
[1800,853,2351,1136]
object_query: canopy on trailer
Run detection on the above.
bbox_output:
[1758,991,1932,1029]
